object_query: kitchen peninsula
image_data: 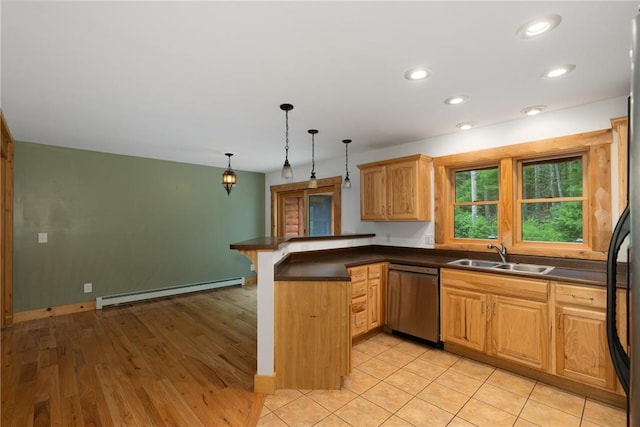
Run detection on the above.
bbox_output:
[231,235,625,405]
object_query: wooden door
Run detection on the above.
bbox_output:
[360,165,386,220]
[0,111,14,328]
[368,278,380,329]
[386,160,419,220]
[555,305,615,389]
[278,191,305,237]
[441,287,487,351]
[490,295,549,370]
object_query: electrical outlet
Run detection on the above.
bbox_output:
[250,264,255,272]
[385,233,391,243]
[38,232,48,244]
[425,234,434,245]
[84,283,92,293]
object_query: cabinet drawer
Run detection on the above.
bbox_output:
[352,311,367,336]
[352,296,367,314]
[441,268,549,301]
[368,264,383,279]
[555,283,606,309]
[349,266,367,283]
[352,281,367,299]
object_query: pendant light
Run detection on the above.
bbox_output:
[308,129,318,188]
[342,139,352,189]
[280,103,294,180]
[221,153,236,195]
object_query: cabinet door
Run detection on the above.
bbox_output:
[555,305,616,389]
[441,287,487,351]
[386,160,420,220]
[490,295,549,371]
[360,166,386,220]
[368,278,381,329]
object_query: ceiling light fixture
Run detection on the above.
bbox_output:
[521,105,547,116]
[541,64,576,79]
[280,103,294,180]
[456,122,475,131]
[516,14,562,39]
[221,153,236,196]
[343,139,352,189]
[308,129,318,189]
[444,95,469,105]
[404,67,430,81]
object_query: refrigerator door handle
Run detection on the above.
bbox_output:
[606,204,630,395]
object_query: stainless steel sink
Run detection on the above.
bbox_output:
[448,258,554,275]
[448,259,501,268]
[493,263,554,275]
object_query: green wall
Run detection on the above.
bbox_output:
[13,141,264,312]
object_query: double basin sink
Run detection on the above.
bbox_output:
[448,258,555,275]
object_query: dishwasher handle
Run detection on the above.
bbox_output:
[388,264,439,276]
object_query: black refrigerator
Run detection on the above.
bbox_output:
[606,13,639,427]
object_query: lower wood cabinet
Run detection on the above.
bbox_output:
[491,295,549,370]
[274,280,351,390]
[441,286,486,352]
[441,269,550,371]
[554,282,616,390]
[348,262,386,338]
[441,269,623,396]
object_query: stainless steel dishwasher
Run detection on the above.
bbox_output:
[386,264,441,346]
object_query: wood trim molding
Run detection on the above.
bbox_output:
[13,301,96,323]
[1,109,14,328]
[433,128,612,168]
[434,130,613,260]
[270,176,343,237]
[254,374,276,394]
[610,116,628,213]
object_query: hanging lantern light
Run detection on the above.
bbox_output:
[280,103,294,180]
[221,153,236,196]
[343,139,352,189]
[308,129,318,188]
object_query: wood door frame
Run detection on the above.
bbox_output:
[270,176,342,237]
[1,110,14,328]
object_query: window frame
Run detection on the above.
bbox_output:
[515,152,589,249]
[450,163,501,243]
[433,129,612,260]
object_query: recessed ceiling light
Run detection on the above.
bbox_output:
[517,14,562,39]
[456,122,476,131]
[404,67,430,81]
[541,64,576,79]
[521,105,547,116]
[444,95,469,105]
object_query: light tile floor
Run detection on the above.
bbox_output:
[258,333,627,427]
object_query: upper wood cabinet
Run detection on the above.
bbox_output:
[358,154,432,221]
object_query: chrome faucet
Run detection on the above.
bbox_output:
[487,243,508,264]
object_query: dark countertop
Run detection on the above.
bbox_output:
[230,233,376,251]
[275,245,625,288]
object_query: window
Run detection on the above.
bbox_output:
[271,177,342,237]
[453,166,499,240]
[433,129,612,259]
[518,155,586,243]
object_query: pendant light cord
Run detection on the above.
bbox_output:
[285,110,290,161]
[311,132,315,175]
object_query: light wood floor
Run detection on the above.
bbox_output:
[1,283,265,426]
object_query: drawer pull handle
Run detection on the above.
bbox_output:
[571,294,594,301]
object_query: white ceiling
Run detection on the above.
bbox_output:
[1,1,638,173]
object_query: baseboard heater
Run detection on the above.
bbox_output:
[95,277,245,309]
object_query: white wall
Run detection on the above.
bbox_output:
[265,96,627,248]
